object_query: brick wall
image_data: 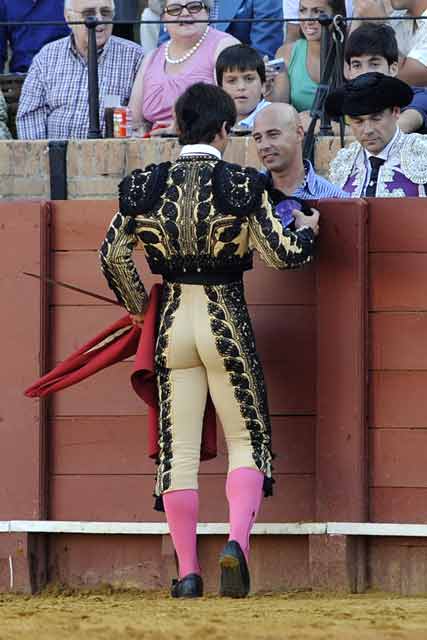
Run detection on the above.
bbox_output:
[0,136,347,200]
[0,141,50,199]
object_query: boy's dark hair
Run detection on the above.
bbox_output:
[174,83,237,146]
[216,44,266,87]
[345,22,398,66]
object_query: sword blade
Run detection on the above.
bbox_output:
[23,272,121,306]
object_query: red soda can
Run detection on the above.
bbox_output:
[113,107,132,138]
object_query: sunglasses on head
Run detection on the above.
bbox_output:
[164,2,207,17]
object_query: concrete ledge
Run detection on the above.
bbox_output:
[0,135,348,199]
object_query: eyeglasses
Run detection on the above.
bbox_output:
[163,2,207,17]
[68,7,114,20]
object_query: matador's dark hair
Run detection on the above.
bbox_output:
[174,83,237,146]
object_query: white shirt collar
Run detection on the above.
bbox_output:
[236,99,271,129]
[365,127,401,161]
[180,144,222,159]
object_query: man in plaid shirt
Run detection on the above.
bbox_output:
[17,0,144,139]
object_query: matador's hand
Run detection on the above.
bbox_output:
[130,311,145,328]
[293,208,320,236]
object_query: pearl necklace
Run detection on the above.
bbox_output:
[165,27,209,65]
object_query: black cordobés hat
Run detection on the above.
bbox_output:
[325,72,413,117]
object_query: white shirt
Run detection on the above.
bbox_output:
[236,99,271,129]
[140,8,161,54]
[363,127,400,193]
[390,9,427,68]
[180,144,222,159]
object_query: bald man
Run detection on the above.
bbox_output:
[253,103,348,200]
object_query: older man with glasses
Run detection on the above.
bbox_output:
[17,0,144,139]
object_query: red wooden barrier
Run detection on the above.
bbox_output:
[0,202,50,591]
[2,197,427,594]
[47,200,317,524]
[368,199,427,526]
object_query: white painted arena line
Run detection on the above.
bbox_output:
[1,521,427,536]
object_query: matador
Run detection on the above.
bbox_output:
[100,82,319,598]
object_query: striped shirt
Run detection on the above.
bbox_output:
[17,36,144,140]
[292,161,349,199]
[266,161,349,199]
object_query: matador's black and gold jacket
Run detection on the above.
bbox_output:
[100,154,316,313]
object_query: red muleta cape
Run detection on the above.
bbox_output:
[24,283,217,461]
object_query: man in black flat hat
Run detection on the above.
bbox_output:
[327,72,427,197]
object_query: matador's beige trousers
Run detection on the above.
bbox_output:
[155,281,273,495]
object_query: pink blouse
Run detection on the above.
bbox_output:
[142,27,228,126]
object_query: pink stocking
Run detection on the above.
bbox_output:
[163,489,200,579]
[226,467,264,562]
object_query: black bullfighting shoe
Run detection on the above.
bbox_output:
[219,540,250,598]
[170,573,203,598]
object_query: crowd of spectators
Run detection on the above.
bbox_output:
[0,0,425,196]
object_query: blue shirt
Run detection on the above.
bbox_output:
[403,87,427,132]
[292,161,349,199]
[0,0,70,73]
[266,161,349,200]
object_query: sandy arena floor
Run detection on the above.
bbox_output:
[1,590,427,640]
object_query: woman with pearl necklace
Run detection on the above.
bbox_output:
[129,0,238,135]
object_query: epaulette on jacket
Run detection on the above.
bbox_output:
[328,142,361,188]
[212,161,265,216]
[119,162,171,216]
[400,134,427,184]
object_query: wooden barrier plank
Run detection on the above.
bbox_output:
[47,534,310,592]
[0,201,50,592]
[49,415,315,476]
[369,198,427,252]
[370,429,427,488]
[51,306,126,362]
[251,308,315,417]
[48,533,165,590]
[51,362,147,416]
[52,251,159,307]
[370,254,427,312]
[370,488,427,523]
[369,540,427,596]
[370,371,427,428]
[316,199,368,521]
[52,251,316,308]
[49,474,315,522]
[0,202,47,520]
[370,312,427,370]
[52,200,118,250]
